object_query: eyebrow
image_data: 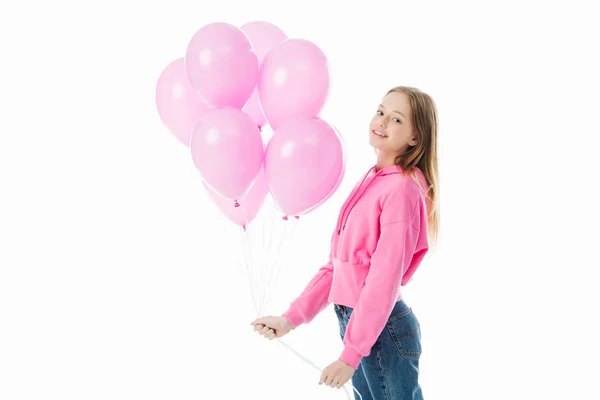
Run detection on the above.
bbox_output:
[379,104,406,118]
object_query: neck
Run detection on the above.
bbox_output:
[375,151,400,171]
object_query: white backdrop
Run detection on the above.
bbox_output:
[1,0,599,399]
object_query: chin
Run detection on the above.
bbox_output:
[369,137,384,149]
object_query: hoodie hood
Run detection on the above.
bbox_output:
[337,165,426,234]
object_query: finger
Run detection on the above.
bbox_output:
[326,375,336,387]
[319,373,327,385]
[253,324,265,332]
[335,379,345,389]
[259,326,271,335]
[265,329,275,339]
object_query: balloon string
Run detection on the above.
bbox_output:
[242,203,263,313]
[231,226,258,315]
[274,338,363,400]
[251,308,362,400]
[261,199,277,314]
[238,203,362,399]
[267,199,276,255]
[238,207,259,316]
[260,210,275,315]
[225,223,257,315]
[261,216,297,313]
[258,216,287,315]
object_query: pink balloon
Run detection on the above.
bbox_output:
[240,21,287,60]
[265,118,344,216]
[240,21,288,128]
[155,58,211,146]
[258,39,330,130]
[185,22,258,109]
[242,90,267,128]
[190,107,264,200]
[204,168,268,228]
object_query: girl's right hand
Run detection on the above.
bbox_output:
[250,316,294,340]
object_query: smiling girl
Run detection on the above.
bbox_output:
[252,86,439,400]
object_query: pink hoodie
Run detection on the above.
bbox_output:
[283,164,430,369]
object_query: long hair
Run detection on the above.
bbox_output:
[387,86,440,249]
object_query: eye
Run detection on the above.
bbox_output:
[393,118,401,123]
[376,110,383,116]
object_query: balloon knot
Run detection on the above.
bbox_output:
[282,215,289,221]
[234,200,240,208]
[242,225,247,232]
[294,215,300,220]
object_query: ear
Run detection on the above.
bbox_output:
[409,137,418,146]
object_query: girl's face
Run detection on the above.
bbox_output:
[369,91,417,154]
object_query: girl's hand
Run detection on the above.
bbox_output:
[250,316,294,340]
[319,360,356,389]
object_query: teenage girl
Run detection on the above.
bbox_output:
[251,86,439,400]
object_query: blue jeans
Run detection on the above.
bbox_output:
[334,300,424,400]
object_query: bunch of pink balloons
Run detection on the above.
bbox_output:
[155,21,345,228]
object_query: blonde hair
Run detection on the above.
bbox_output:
[386,86,440,249]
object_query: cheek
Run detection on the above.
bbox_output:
[389,127,408,144]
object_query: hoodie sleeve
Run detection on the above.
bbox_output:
[339,191,421,369]
[283,231,335,329]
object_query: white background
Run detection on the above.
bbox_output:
[1,0,599,399]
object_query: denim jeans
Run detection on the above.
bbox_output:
[334,300,424,400]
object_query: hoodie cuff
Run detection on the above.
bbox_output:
[340,345,362,370]
[282,306,304,329]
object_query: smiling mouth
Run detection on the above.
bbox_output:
[372,130,388,138]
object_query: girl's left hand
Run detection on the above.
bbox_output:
[319,360,356,389]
